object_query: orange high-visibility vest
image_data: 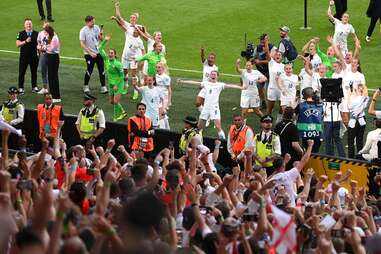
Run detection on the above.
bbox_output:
[229,125,251,156]
[127,115,154,152]
[37,104,61,139]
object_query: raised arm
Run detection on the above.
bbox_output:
[235,58,243,74]
[135,25,151,41]
[303,57,313,76]
[327,1,335,22]
[98,36,110,61]
[110,16,127,32]
[368,90,380,116]
[302,38,314,53]
[354,38,361,59]
[295,139,314,172]
[114,1,125,23]
[200,47,206,63]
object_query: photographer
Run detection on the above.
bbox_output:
[295,87,323,152]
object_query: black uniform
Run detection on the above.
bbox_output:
[366,0,381,37]
[37,0,53,20]
[17,30,39,90]
[334,0,348,20]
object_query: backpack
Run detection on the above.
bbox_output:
[281,38,298,62]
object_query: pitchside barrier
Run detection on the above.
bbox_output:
[0,109,377,193]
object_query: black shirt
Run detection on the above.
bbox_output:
[17,30,38,57]
[274,119,300,158]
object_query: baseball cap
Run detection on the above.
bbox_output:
[260,115,273,123]
[280,26,290,33]
[8,86,18,94]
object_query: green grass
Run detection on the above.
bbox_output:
[0,0,381,137]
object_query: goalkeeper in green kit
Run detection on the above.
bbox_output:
[99,34,127,121]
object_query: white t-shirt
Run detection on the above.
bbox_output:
[147,38,166,55]
[299,68,312,91]
[155,73,171,95]
[333,18,355,52]
[122,21,137,38]
[279,73,298,98]
[122,36,144,60]
[310,54,322,72]
[202,60,218,82]
[343,71,366,94]
[79,25,101,54]
[201,82,225,110]
[241,69,265,96]
[140,86,164,125]
[271,168,299,207]
[268,59,284,89]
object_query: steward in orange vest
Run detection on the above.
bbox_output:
[227,114,254,161]
[37,93,64,139]
[127,103,154,152]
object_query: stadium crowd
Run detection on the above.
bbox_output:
[2,0,381,253]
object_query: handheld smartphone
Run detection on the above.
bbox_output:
[86,167,95,175]
[169,141,174,150]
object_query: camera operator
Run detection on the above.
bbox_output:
[295,87,323,152]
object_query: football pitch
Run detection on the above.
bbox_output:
[0,0,380,137]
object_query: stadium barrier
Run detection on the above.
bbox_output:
[304,154,376,192]
[1,109,377,193]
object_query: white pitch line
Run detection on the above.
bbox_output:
[0,49,240,78]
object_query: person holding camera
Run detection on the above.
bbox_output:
[75,93,105,147]
[295,87,323,152]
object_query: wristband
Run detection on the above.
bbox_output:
[57,211,65,219]
[16,199,23,205]
[191,203,198,208]
[214,144,220,149]
[259,201,264,210]
[94,155,100,161]
[154,160,161,166]
[105,148,112,154]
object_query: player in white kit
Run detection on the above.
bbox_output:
[178,71,244,139]
[235,59,267,119]
[327,0,359,56]
[155,63,171,129]
[132,76,164,128]
[266,50,285,123]
[196,48,219,114]
[277,64,299,110]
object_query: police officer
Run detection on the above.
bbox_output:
[0,87,24,129]
[253,115,281,175]
[75,93,105,146]
[179,116,202,155]
[295,87,323,153]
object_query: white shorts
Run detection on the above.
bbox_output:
[267,87,281,101]
[280,95,296,107]
[240,95,260,108]
[146,111,159,127]
[122,56,138,69]
[200,108,221,121]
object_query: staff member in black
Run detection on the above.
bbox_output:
[45,25,61,103]
[332,0,347,20]
[366,0,381,42]
[37,0,54,22]
[16,18,39,95]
